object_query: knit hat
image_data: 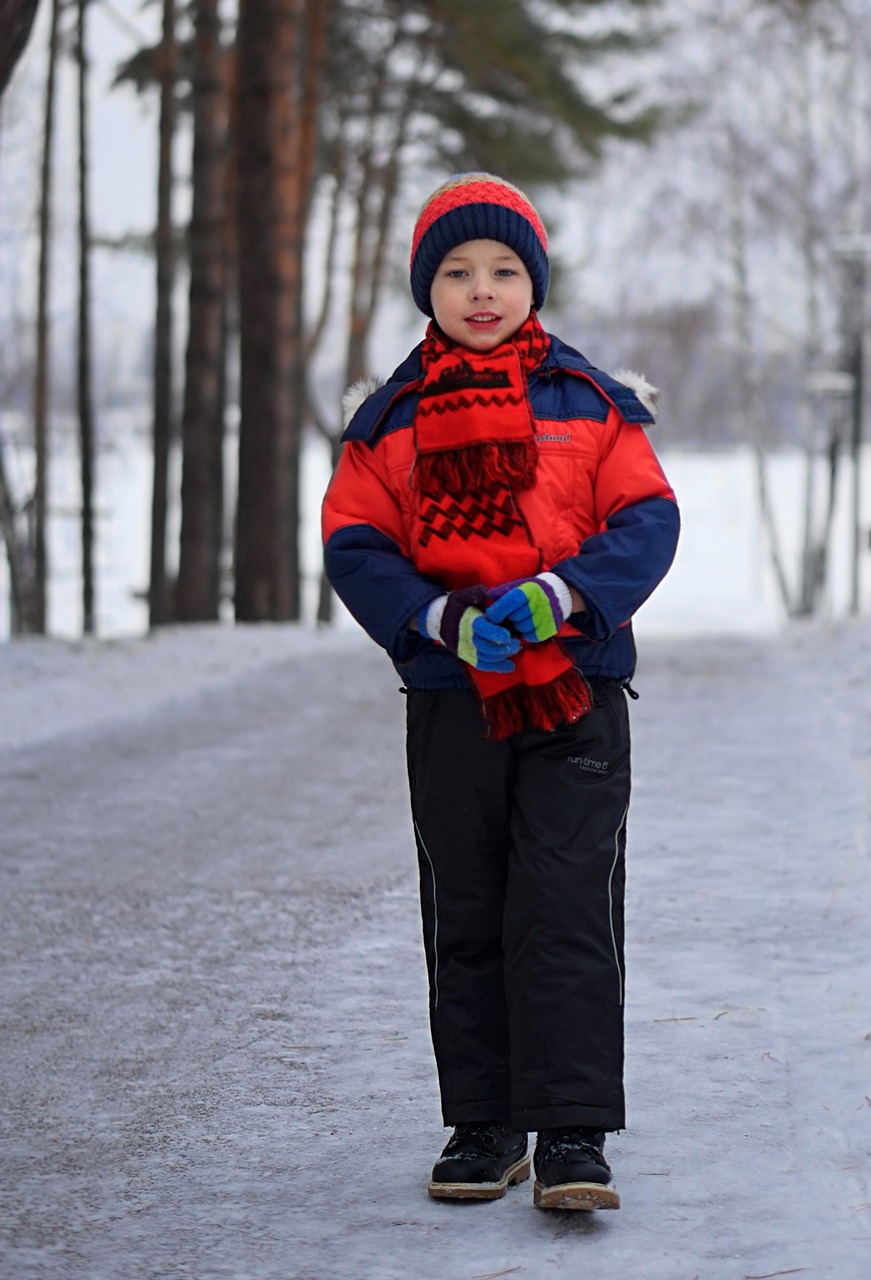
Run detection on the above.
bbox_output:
[409,173,549,316]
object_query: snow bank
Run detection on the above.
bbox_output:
[0,623,361,751]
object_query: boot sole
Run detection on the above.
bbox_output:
[428,1155,531,1201]
[533,1178,620,1211]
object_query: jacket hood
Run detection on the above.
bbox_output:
[342,377,385,429]
[342,337,659,433]
[612,368,659,418]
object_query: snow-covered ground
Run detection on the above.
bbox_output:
[1,617,870,1279]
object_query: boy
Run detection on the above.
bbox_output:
[322,174,679,1211]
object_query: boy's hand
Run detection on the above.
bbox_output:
[485,573,575,643]
[418,587,520,672]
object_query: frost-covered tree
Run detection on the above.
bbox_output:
[587,0,870,615]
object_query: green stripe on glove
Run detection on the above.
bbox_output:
[418,586,521,672]
[484,573,573,643]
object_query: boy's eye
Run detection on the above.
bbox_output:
[442,266,517,279]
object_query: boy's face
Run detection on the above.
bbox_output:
[430,239,534,351]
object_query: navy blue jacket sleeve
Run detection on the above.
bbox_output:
[553,496,680,641]
[323,523,443,663]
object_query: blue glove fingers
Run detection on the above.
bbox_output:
[484,586,535,630]
[426,587,521,672]
[461,613,518,671]
[455,608,516,669]
[475,655,517,673]
[485,582,560,642]
[472,614,522,656]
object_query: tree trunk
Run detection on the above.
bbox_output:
[235,0,304,621]
[725,122,793,615]
[76,0,96,635]
[221,48,239,609]
[0,437,28,630]
[793,15,826,619]
[840,248,868,618]
[343,52,391,391]
[148,0,177,627]
[306,170,344,627]
[341,27,420,385]
[315,431,341,624]
[30,0,61,634]
[298,0,327,233]
[0,0,41,98]
[175,0,227,622]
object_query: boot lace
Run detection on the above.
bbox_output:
[539,1127,607,1168]
[443,1121,512,1157]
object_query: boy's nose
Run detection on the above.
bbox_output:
[470,275,495,298]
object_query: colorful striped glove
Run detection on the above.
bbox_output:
[418,586,521,673]
[484,573,574,643]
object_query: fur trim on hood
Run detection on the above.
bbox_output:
[342,377,385,428]
[613,368,659,419]
[342,366,659,430]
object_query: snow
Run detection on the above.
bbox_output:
[1,617,871,1279]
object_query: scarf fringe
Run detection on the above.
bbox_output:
[481,666,593,741]
[414,440,538,495]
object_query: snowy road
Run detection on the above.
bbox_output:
[1,623,870,1279]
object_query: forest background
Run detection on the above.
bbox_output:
[0,0,869,643]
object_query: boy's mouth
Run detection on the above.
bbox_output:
[466,313,501,326]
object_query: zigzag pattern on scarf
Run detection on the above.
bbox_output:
[418,485,526,547]
[416,391,526,416]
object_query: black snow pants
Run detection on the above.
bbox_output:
[405,679,631,1135]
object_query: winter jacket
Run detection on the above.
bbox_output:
[321,332,680,689]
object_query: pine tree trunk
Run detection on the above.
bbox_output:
[30,0,62,635]
[76,0,96,635]
[234,0,304,621]
[176,0,227,622]
[0,0,41,98]
[149,0,177,627]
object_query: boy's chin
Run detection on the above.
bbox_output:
[462,335,504,352]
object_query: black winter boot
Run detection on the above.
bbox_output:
[533,1127,620,1210]
[428,1122,530,1201]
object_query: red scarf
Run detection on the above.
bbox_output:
[412,312,592,739]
